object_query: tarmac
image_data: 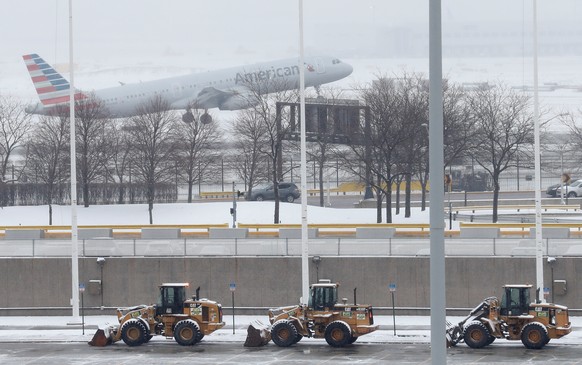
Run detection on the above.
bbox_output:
[0,314,580,345]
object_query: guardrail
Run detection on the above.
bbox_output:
[0,224,230,239]
[453,204,580,214]
[1,237,581,258]
[238,223,431,237]
[3,222,582,239]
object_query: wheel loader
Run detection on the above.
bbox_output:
[89,283,225,347]
[246,280,378,348]
[446,284,571,349]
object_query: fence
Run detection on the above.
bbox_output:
[1,237,580,258]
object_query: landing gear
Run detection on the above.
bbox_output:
[182,109,213,124]
[200,110,212,124]
[182,110,195,123]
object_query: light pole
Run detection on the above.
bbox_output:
[68,0,80,322]
[97,257,105,309]
[429,1,447,363]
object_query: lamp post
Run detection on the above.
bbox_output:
[97,257,105,309]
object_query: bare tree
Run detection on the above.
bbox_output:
[174,110,223,202]
[126,96,178,223]
[25,112,70,224]
[232,108,269,198]
[235,76,298,223]
[304,88,350,207]
[110,120,133,204]
[74,94,113,207]
[0,95,33,182]
[467,85,534,222]
[351,75,417,223]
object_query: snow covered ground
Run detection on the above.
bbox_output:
[0,201,432,227]
[0,314,580,345]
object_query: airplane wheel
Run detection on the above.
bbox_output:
[200,113,212,124]
[182,111,195,124]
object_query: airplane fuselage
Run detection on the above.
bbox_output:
[25,55,353,118]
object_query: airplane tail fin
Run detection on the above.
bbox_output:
[22,53,86,107]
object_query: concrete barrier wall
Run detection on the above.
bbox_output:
[0,257,579,315]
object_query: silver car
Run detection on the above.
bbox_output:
[249,182,300,202]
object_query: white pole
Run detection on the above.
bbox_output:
[69,0,80,320]
[298,0,310,305]
[532,0,544,303]
[429,0,447,363]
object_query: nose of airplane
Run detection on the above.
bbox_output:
[343,62,353,77]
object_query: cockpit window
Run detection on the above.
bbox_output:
[332,58,341,64]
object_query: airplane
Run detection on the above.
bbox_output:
[23,53,353,124]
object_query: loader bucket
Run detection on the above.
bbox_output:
[445,321,463,348]
[244,320,271,347]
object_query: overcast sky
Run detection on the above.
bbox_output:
[2,0,581,65]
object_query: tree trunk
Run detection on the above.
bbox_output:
[385,189,393,223]
[187,182,193,203]
[405,173,411,218]
[273,169,279,224]
[83,182,89,208]
[492,176,500,223]
[375,189,382,223]
[395,177,401,215]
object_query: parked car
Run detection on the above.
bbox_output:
[546,183,563,197]
[249,182,300,203]
[555,179,582,198]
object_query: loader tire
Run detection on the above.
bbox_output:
[349,335,358,344]
[521,322,549,349]
[174,320,201,346]
[292,333,303,344]
[196,332,205,343]
[325,321,352,347]
[463,321,490,349]
[121,319,147,347]
[271,320,298,347]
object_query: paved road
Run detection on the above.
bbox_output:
[2,341,582,364]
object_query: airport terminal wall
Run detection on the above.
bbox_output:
[0,257,579,316]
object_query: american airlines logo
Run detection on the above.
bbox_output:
[235,64,313,84]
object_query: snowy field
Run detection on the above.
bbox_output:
[0,201,431,227]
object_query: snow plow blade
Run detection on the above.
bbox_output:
[244,320,271,347]
[88,326,116,347]
[445,321,463,348]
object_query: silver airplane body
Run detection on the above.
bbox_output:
[23,54,353,120]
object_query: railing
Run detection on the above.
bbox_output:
[0,224,230,238]
[453,204,580,214]
[1,237,581,258]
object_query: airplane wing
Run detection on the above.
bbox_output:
[171,86,255,111]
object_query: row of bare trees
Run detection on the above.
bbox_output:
[0,94,222,224]
[0,70,574,224]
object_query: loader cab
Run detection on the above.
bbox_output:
[309,281,338,310]
[157,283,188,315]
[500,285,531,316]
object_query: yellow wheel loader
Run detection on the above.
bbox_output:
[246,280,378,348]
[446,284,571,349]
[89,283,225,347]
